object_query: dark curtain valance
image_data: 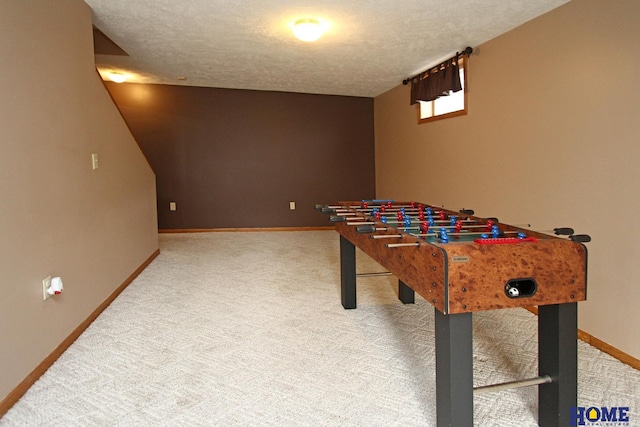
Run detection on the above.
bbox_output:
[409,55,461,105]
[405,47,472,105]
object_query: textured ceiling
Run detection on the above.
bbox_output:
[86,0,569,97]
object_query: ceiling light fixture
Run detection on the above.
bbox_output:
[292,18,324,42]
[108,72,127,83]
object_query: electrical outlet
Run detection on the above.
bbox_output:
[91,153,99,170]
[289,201,296,210]
[42,276,52,301]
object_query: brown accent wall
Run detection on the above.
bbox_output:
[0,0,158,404]
[374,0,640,359]
[105,83,375,229]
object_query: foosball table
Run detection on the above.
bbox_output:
[316,200,589,427]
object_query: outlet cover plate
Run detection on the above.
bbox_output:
[43,276,52,300]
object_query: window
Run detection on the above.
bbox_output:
[418,58,467,123]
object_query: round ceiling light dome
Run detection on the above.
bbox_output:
[107,72,127,83]
[292,18,324,42]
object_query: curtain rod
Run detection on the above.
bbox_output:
[402,46,473,85]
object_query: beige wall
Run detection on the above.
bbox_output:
[374,0,640,359]
[0,0,158,402]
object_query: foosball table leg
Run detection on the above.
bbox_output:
[340,236,356,309]
[398,280,415,304]
[538,302,578,427]
[435,309,474,427]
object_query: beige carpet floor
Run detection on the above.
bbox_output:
[1,231,638,426]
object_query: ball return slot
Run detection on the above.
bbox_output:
[505,278,538,298]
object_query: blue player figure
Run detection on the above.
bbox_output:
[440,226,449,243]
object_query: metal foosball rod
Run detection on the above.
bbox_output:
[515,225,574,236]
[355,207,445,214]
[543,227,591,242]
[353,223,522,239]
[410,230,522,239]
[330,215,366,222]
[339,216,490,229]
[513,225,592,243]
[473,375,552,395]
[331,211,362,218]
[353,221,507,234]
[368,230,522,240]
[386,242,421,248]
[377,219,481,227]
[355,208,473,219]
[316,203,419,214]
[316,205,363,214]
[356,271,393,277]
[340,220,375,226]
[317,203,475,217]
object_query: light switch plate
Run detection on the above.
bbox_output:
[43,276,52,300]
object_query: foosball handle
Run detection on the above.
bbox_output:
[459,208,475,215]
[330,215,346,222]
[554,227,575,236]
[570,234,591,243]
[356,225,376,234]
[315,204,337,214]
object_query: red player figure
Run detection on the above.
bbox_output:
[420,222,429,235]
[454,220,463,239]
[486,219,495,232]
